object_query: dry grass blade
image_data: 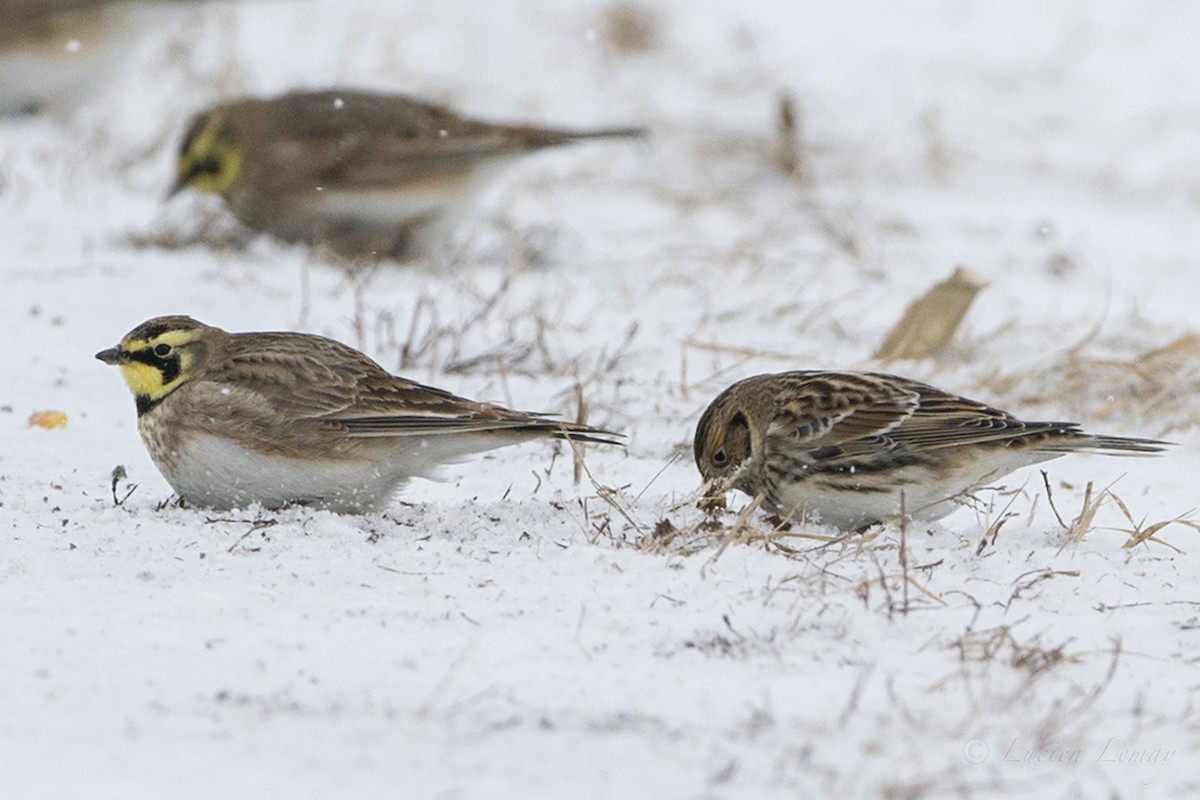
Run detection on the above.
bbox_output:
[856,558,946,615]
[976,512,1015,556]
[804,526,885,555]
[775,93,805,181]
[217,517,280,554]
[586,480,644,538]
[901,571,946,607]
[109,464,137,506]
[572,382,588,485]
[705,492,766,569]
[124,209,252,253]
[1122,518,1194,552]
[874,266,987,360]
[975,476,1029,555]
[683,337,797,362]
[694,489,883,567]
[1056,481,1106,553]
[1044,470,1114,551]
[1006,569,1079,610]
[953,624,1075,679]
[638,479,733,555]
[975,328,1199,434]
[1108,492,1197,552]
[558,430,647,543]
[1040,470,1068,530]
[1141,333,1200,360]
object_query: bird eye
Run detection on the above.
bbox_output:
[712,448,728,466]
[153,343,172,358]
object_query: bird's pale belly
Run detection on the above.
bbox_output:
[768,449,1062,529]
[145,429,398,513]
[309,183,462,227]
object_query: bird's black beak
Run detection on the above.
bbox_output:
[165,175,187,201]
[95,347,124,365]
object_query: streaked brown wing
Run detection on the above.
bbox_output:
[763,371,1072,462]
[211,330,546,436]
[877,376,1076,450]
[261,90,528,188]
[332,374,540,436]
[210,334,366,419]
[330,134,531,187]
[267,90,472,141]
[766,372,920,448]
[258,90,639,189]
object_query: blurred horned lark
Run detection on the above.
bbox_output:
[168,89,646,259]
[96,316,621,512]
[694,371,1169,530]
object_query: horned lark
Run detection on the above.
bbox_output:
[694,371,1169,530]
[96,316,621,512]
[168,89,646,259]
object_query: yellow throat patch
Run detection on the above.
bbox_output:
[116,328,201,401]
[174,111,245,196]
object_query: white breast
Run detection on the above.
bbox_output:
[146,431,401,513]
[310,186,458,226]
[298,157,521,253]
[139,424,538,513]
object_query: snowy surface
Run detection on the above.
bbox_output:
[3,1,1199,797]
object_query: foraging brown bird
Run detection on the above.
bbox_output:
[169,89,645,259]
[97,316,621,512]
[694,371,1169,529]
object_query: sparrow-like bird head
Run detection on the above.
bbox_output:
[693,388,756,485]
[96,316,211,415]
[169,109,244,199]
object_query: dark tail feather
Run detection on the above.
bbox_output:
[517,125,648,149]
[546,422,625,447]
[340,415,623,445]
[562,126,647,141]
[1042,432,1173,456]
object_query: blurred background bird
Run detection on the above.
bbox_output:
[167,88,646,262]
[0,0,149,116]
[0,0,300,117]
[0,0,231,116]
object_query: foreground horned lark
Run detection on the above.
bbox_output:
[694,371,1169,530]
[96,316,621,512]
[169,89,645,259]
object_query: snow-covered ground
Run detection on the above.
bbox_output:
[3,1,1198,797]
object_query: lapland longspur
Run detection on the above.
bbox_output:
[97,316,621,512]
[168,89,645,259]
[694,371,1169,530]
